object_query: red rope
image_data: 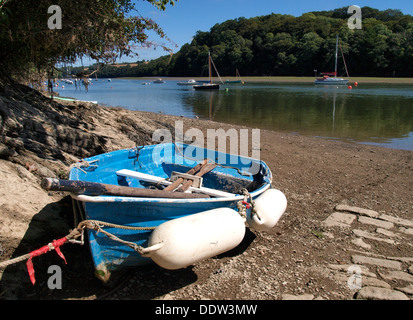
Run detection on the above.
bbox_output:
[26,237,68,285]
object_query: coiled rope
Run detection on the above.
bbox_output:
[0,220,155,285]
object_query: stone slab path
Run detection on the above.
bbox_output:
[284,205,413,300]
[323,205,413,300]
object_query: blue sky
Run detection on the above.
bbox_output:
[80,0,413,65]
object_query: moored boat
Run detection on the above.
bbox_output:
[315,34,349,85]
[65,143,286,283]
[194,52,222,90]
[177,79,198,86]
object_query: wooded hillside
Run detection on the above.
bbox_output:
[94,7,413,78]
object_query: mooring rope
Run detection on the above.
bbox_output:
[0,219,156,284]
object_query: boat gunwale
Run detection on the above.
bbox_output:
[69,143,273,203]
[70,183,272,203]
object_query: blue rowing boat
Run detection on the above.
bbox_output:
[68,143,287,283]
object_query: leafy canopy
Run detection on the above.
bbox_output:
[0,0,176,77]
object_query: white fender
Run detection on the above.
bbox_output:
[247,189,287,231]
[144,208,246,270]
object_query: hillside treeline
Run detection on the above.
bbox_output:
[89,7,413,78]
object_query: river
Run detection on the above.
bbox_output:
[55,78,413,151]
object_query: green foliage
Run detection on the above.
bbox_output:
[104,6,413,78]
[0,0,176,79]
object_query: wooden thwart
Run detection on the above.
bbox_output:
[178,163,217,192]
[116,169,235,198]
[163,159,208,191]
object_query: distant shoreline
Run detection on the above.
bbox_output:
[119,76,413,84]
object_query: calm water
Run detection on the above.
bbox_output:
[55,78,413,151]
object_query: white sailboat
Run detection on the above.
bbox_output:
[315,35,349,85]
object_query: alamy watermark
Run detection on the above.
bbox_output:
[47,265,62,289]
[47,5,62,29]
[152,120,261,174]
[348,5,362,29]
[347,265,362,290]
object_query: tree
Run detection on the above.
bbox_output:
[0,0,177,80]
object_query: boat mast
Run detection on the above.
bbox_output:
[208,51,212,84]
[334,34,338,79]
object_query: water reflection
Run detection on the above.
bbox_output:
[183,83,413,150]
[55,80,413,150]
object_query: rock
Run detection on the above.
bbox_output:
[351,255,402,270]
[282,293,314,300]
[0,145,17,159]
[395,284,413,295]
[356,286,409,300]
[398,227,413,235]
[386,257,413,263]
[358,216,394,229]
[351,237,371,250]
[375,228,399,238]
[362,277,391,289]
[352,229,397,245]
[327,264,376,278]
[322,212,356,228]
[378,214,413,228]
[335,205,379,218]
[378,270,413,283]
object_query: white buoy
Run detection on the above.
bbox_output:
[247,189,287,232]
[143,208,246,270]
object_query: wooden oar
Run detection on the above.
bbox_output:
[163,159,208,191]
[41,178,209,199]
[178,163,218,192]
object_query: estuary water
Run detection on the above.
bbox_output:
[55,78,413,151]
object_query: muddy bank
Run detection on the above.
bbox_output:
[0,81,412,300]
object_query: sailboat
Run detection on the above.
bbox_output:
[315,35,349,85]
[225,69,244,84]
[194,52,221,90]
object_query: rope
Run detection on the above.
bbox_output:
[69,159,99,174]
[237,188,261,220]
[77,220,155,255]
[0,219,156,285]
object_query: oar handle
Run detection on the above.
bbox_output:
[41,178,209,199]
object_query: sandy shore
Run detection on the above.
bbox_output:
[0,83,412,300]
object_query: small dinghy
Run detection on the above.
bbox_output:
[49,143,286,283]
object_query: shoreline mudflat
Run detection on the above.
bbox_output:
[0,86,412,300]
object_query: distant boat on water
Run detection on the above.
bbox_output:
[315,35,349,85]
[193,52,222,90]
[153,78,166,84]
[177,79,198,86]
[225,69,244,84]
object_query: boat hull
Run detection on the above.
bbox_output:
[69,143,273,282]
[193,83,220,90]
[314,78,349,85]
